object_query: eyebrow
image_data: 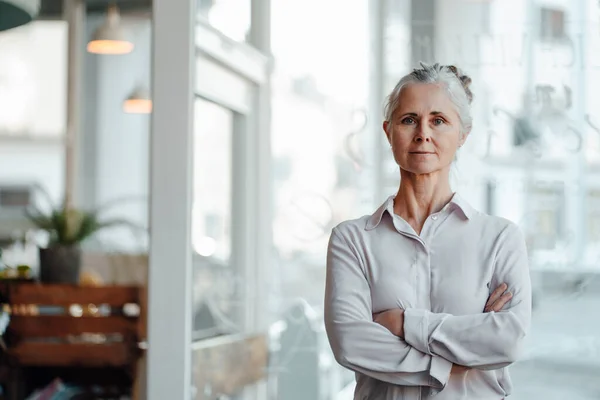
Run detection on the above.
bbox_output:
[399,111,446,117]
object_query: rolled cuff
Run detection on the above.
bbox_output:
[403,308,431,355]
[429,355,453,393]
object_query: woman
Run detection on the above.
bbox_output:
[324,63,531,400]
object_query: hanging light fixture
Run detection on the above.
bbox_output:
[0,0,40,31]
[87,3,133,55]
[123,86,152,114]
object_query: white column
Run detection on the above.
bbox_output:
[64,0,85,209]
[147,0,195,398]
[368,0,386,202]
[247,3,273,400]
[248,0,273,334]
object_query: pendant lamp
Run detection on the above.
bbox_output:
[123,86,152,114]
[87,3,133,55]
[0,0,40,31]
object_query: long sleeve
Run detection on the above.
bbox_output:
[324,227,452,388]
[403,223,532,370]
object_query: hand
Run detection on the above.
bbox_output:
[451,283,512,375]
[484,283,513,313]
[373,308,405,338]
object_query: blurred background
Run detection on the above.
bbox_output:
[0,0,599,399]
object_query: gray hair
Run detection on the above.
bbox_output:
[384,63,474,134]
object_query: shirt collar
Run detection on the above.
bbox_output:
[365,192,475,231]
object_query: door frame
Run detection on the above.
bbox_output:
[148,7,271,398]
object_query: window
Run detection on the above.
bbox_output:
[270,0,371,395]
[0,21,67,137]
[589,190,600,243]
[0,187,31,208]
[540,8,566,42]
[197,0,251,42]
[265,0,600,398]
[527,184,566,251]
[191,98,234,339]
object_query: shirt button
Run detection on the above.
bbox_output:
[432,215,438,220]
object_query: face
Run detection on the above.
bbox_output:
[383,83,468,175]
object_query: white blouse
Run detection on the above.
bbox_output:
[324,194,531,400]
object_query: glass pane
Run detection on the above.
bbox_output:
[0,21,67,137]
[197,0,251,42]
[270,0,371,396]
[269,0,600,398]
[191,98,235,340]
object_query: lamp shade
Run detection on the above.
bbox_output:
[87,4,134,55]
[123,86,152,114]
[0,0,40,31]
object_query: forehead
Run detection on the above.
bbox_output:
[396,83,458,115]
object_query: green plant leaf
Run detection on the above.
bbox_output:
[24,206,54,230]
[74,212,102,243]
[23,188,148,246]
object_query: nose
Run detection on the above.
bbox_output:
[414,124,432,143]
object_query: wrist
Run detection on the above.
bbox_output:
[398,310,405,338]
[403,308,431,354]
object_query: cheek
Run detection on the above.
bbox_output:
[434,127,461,148]
[436,140,457,154]
[390,127,413,145]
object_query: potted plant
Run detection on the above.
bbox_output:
[24,191,146,284]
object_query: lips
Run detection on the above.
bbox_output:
[409,152,434,154]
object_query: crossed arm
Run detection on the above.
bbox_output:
[324,224,531,389]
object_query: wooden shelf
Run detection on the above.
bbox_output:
[10,342,135,367]
[9,316,137,338]
[0,283,141,307]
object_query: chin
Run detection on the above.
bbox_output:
[407,168,439,175]
[401,162,445,175]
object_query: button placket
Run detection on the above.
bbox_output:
[414,243,431,310]
[430,209,453,239]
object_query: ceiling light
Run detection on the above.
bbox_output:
[0,0,40,31]
[123,86,152,114]
[87,4,133,55]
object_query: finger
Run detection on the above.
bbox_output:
[486,283,507,306]
[485,283,508,309]
[492,291,513,312]
[490,292,513,312]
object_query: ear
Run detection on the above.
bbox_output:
[459,130,470,147]
[383,121,391,144]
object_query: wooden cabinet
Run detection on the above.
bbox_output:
[0,283,145,399]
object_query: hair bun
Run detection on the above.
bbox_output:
[446,65,473,104]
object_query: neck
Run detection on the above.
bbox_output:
[393,168,454,232]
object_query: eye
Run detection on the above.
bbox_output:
[401,117,416,125]
[433,117,445,125]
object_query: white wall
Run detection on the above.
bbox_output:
[0,20,68,207]
[0,21,67,136]
[89,18,151,252]
[0,142,64,204]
